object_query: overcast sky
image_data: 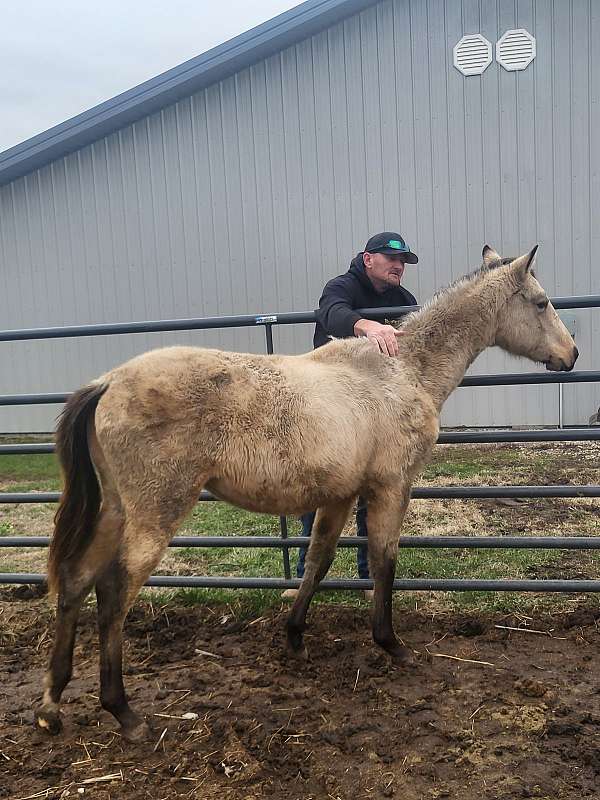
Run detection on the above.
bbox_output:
[1,0,300,153]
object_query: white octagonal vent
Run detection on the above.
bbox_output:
[496,28,536,71]
[453,34,493,76]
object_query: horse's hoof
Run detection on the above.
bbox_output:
[286,641,308,661]
[387,644,416,665]
[285,627,308,661]
[375,639,416,665]
[35,710,63,736]
[122,721,152,743]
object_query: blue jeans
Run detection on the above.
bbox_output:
[296,497,370,579]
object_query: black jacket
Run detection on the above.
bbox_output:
[313,253,418,348]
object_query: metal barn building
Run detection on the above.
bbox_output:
[0,0,597,432]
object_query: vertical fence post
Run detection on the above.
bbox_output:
[262,320,292,581]
[558,383,564,429]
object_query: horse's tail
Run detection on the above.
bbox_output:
[48,382,109,598]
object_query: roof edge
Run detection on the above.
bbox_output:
[0,0,378,187]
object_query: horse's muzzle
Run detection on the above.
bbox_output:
[545,345,579,372]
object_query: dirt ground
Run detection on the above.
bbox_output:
[2,589,600,800]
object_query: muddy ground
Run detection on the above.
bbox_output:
[2,589,600,800]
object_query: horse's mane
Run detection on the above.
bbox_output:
[395,256,521,330]
[433,255,516,300]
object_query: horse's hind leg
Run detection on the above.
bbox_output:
[95,556,152,742]
[35,577,94,734]
[367,486,413,662]
[286,497,353,657]
[94,529,169,741]
[35,502,124,735]
[95,493,203,742]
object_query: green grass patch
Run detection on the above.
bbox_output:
[424,445,551,480]
[0,560,20,574]
[2,439,599,615]
[1,480,61,493]
[395,543,555,580]
[0,454,60,487]
[173,503,288,579]
[144,577,378,615]
[143,587,283,617]
[182,503,282,537]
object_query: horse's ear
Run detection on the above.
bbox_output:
[526,244,539,269]
[482,245,502,270]
[510,245,539,283]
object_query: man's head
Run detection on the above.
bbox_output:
[362,232,418,292]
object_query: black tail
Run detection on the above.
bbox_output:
[48,382,108,597]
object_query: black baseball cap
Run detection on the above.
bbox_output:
[364,231,418,264]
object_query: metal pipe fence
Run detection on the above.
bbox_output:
[1,296,599,593]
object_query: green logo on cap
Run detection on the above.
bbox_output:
[387,239,407,250]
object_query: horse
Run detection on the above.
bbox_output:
[35,245,577,742]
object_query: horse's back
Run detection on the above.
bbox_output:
[92,341,436,515]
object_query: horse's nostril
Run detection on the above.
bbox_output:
[573,346,579,362]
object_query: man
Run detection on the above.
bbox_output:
[282,231,419,600]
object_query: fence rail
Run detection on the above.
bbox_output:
[4,573,600,593]
[1,297,599,594]
[1,484,600,506]
[4,534,600,550]
[2,370,600,408]
[0,294,598,343]
[1,427,599,458]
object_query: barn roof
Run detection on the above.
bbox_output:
[0,0,378,187]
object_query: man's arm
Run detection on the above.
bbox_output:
[316,277,407,356]
[315,277,362,339]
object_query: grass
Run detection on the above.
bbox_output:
[422,446,548,480]
[0,440,599,615]
[0,453,60,489]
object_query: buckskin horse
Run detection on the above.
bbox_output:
[35,245,578,741]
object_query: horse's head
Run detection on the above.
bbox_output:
[484,245,578,372]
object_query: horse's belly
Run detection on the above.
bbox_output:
[205,474,350,516]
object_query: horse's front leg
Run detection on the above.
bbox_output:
[286,497,354,657]
[367,486,414,662]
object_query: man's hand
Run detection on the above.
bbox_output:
[353,319,406,356]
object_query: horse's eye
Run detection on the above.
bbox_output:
[537,300,548,311]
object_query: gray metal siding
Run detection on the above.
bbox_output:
[0,0,597,432]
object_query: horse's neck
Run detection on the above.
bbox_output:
[400,277,503,411]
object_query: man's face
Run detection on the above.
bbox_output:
[363,251,407,291]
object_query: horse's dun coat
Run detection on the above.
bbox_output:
[36,246,578,741]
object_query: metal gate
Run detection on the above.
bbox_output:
[1,295,599,593]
